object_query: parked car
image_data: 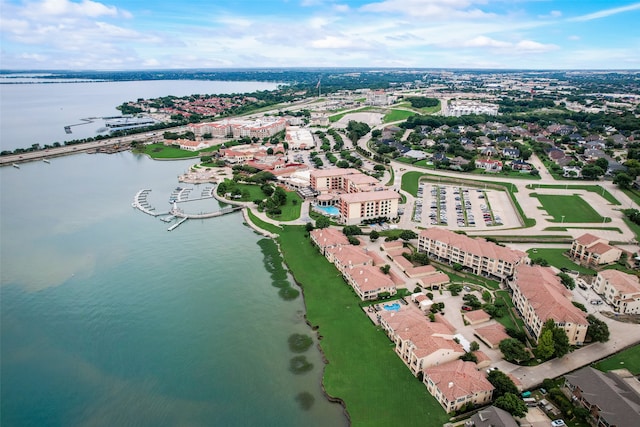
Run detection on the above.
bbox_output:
[461,305,473,311]
[551,420,566,427]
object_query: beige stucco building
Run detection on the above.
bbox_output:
[509,265,588,345]
[418,228,528,281]
[570,233,622,266]
[423,360,494,413]
[592,270,640,314]
[338,190,401,225]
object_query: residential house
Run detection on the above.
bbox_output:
[565,367,640,427]
[475,158,503,172]
[423,360,494,413]
[570,233,622,266]
[508,264,588,345]
[592,270,640,314]
[502,147,520,159]
[418,228,527,281]
[512,160,533,172]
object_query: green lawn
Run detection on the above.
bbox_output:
[527,248,595,275]
[526,184,620,205]
[276,226,449,426]
[329,107,372,123]
[383,109,415,123]
[138,143,202,159]
[494,290,525,333]
[593,344,640,375]
[268,191,302,221]
[400,171,422,196]
[622,187,640,207]
[623,217,640,240]
[532,194,609,223]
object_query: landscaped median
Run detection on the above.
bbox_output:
[246,211,449,426]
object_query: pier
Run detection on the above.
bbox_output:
[132,189,169,217]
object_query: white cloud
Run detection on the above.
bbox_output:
[360,0,495,19]
[23,0,129,19]
[569,2,640,22]
[568,35,580,41]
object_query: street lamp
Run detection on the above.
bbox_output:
[561,215,565,224]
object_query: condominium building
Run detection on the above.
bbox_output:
[423,360,494,413]
[309,228,350,255]
[509,265,588,345]
[343,265,397,300]
[417,228,527,280]
[569,233,622,266]
[378,306,464,375]
[592,270,640,314]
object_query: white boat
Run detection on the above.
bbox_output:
[12,163,20,169]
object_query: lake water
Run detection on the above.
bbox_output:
[0,79,280,151]
[0,82,347,427]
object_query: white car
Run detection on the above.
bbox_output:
[551,420,566,427]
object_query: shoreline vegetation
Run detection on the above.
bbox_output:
[245,211,450,426]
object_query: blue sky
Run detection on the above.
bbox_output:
[1,0,639,70]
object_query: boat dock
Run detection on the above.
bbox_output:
[132,189,169,217]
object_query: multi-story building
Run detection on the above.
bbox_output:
[309,169,381,194]
[285,126,315,150]
[509,265,588,345]
[343,265,397,300]
[417,228,527,281]
[569,233,622,266]
[187,117,287,140]
[338,190,401,225]
[423,360,495,413]
[592,270,640,314]
[378,306,464,375]
[309,228,349,255]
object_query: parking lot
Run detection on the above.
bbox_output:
[412,183,520,230]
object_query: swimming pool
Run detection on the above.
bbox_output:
[383,303,401,312]
[316,205,340,216]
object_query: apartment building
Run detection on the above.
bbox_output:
[343,265,397,300]
[418,228,527,281]
[423,360,495,413]
[569,233,622,266]
[592,270,640,314]
[309,228,349,255]
[509,265,588,345]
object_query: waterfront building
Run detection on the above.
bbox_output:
[423,360,494,413]
[378,306,464,375]
[417,228,527,281]
[187,117,287,139]
[309,228,349,255]
[592,270,640,314]
[508,265,588,345]
[569,233,622,266]
[309,169,381,194]
[343,265,397,300]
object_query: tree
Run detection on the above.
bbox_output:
[535,329,555,360]
[315,215,330,229]
[305,222,314,232]
[557,272,575,290]
[482,290,492,302]
[613,172,633,189]
[369,230,380,241]
[552,325,570,357]
[487,370,519,398]
[581,164,604,180]
[463,293,482,309]
[342,225,362,236]
[399,230,418,241]
[586,314,610,343]
[380,264,391,274]
[470,341,480,352]
[595,157,609,172]
[495,393,528,417]
[448,283,463,296]
[499,338,530,363]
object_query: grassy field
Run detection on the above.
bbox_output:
[328,107,373,123]
[526,184,620,205]
[138,143,201,159]
[593,344,640,375]
[621,187,640,207]
[526,248,595,275]
[400,171,422,196]
[622,217,640,240]
[268,191,302,221]
[382,109,415,123]
[275,225,449,426]
[532,194,609,223]
[494,290,525,333]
